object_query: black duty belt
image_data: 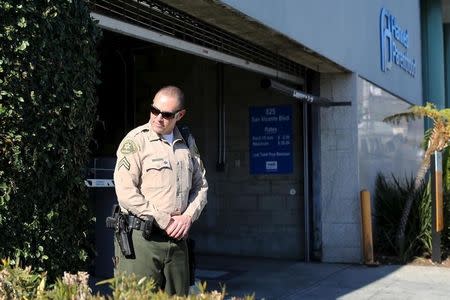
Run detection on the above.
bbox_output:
[126,215,146,231]
[126,214,181,242]
[126,215,166,235]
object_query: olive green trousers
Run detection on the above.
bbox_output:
[114,230,189,296]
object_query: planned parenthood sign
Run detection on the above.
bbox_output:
[380,7,416,77]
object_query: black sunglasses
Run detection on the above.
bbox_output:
[150,105,181,119]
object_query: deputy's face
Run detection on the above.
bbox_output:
[150,94,185,135]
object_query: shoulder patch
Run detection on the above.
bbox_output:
[117,157,131,171]
[120,139,138,155]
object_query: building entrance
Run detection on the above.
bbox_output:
[91,29,307,278]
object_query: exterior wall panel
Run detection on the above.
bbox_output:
[220,0,422,105]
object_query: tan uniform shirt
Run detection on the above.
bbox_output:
[113,123,208,229]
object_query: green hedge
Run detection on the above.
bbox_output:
[0,0,100,280]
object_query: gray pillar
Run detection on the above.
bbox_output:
[421,0,445,110]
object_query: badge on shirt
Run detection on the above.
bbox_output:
[120,139,138,155]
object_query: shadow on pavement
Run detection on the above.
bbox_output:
[89,254,450,299]
[193,254,450,300]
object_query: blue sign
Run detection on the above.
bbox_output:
[249,106,293,174]
[380,7,416,77]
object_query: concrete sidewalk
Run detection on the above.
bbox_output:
[194,255,450,300]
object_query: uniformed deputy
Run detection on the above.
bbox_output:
[113,86,208,296]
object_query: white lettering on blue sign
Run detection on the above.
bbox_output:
[266,161,278,170]
[250,106,293,174]
[265,108,276,115]
[380,7,416,77]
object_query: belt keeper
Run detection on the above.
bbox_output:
[127,215,145,231]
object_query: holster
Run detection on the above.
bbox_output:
[106,204,133,257]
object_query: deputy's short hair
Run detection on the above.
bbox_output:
[154,86,185,109]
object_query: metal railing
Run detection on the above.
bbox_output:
[88,0,302,77]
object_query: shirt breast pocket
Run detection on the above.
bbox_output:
[142,158,172,188]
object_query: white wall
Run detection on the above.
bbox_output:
[316,73,424,263]
[220,0,422,105]
[319,73,361,262]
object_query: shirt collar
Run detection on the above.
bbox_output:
[173,126,183,142]
[146,123,183,143]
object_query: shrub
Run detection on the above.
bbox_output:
[374,173,431,261]
[46,271,103,300]
[0,0,100,280]
[0,258,46,300]
[0,260,254,300]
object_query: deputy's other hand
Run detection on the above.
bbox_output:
[165,215,192,239]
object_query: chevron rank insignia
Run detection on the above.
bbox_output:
[117,157,131,171]
[120,139,138,155]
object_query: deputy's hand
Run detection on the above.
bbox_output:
[165,215,192,239]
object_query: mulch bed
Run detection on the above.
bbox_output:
[375,254,450,267]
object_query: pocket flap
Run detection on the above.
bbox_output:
[146,157,171,171]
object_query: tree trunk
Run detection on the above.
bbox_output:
[395,154,431,254]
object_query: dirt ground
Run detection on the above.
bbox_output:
[409,256,450,267]
[375,255,450,267]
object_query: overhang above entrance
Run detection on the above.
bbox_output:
[159,0,347,73]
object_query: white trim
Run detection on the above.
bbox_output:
[91,12,304,85]
[85,179,115,188]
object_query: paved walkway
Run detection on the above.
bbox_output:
[194,255,450,300]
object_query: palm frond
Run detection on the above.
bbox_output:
[422,128,433,150]
[410,105,444,123]
[439,108,450,121]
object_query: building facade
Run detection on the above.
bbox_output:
[88,0,450,277]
